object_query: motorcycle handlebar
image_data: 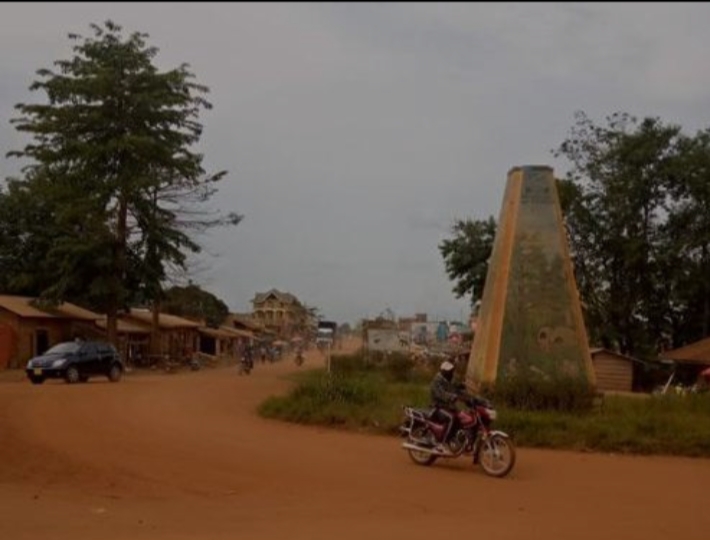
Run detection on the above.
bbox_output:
[457,393,491,408]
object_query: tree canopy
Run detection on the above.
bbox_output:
[440,111,710,358]
[161,283,229,328]
[2,21,241,344]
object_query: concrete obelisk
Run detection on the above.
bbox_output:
[466,166,596,390]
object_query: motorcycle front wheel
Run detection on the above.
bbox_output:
[478,433,516,478]
[407,426,438,466]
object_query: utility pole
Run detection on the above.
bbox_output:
[326,341,332,374]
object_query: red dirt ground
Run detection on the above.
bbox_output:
[1,341,708,540]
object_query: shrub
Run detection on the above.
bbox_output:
[259,365,710,456]
[291,372,381,406]
[330,349,428,383]
[483,374,597,412]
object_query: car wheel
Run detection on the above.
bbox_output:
[108,364,122,383]
[65,366,80,384]
[29,375,45,385]
[79,375,90,383]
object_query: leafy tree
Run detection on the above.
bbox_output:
[161,283,229,328]
[664,129,710,343]
[4,21,241,345]
[290,303,319,338]
[440,111,710,359]
[554,112,684,356]
[0,178,59,295]
[438,216,497,306]
[338,322,352,335]
[438,183,575,309]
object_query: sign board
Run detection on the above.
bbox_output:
[317,320,337,345]
[366,328,410,352]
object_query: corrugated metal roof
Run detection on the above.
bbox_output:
[199,326,254,339]
[95,317,151,335]
[225,313,264,331]
[662,337,710,364]
[126,308,202,329]
[0,295,100,320]
[198,326,233,339]
[590,347,642,363]
[224,326,254,339]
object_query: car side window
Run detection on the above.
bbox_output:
[97,343,116,359]
[81,343,97,358]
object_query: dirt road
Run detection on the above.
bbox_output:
[1,346,708,540]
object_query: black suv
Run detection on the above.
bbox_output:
[26,340,124,385]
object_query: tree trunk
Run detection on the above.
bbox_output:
[107,305,118,348]
[703,245,710,338]
[151,297,162,356]
[108,194,129,349]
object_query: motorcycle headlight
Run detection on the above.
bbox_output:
[485,408,497,420]
[51,358,67,368]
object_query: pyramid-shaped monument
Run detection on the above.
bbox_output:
[466,166,596,390]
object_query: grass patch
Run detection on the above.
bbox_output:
[258,350,710,456]
[482,375,598,412]
[499,394,710,456]
[259,369,430,433]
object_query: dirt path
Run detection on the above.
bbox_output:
[1,342,708,540]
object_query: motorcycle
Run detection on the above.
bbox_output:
[238,356,253,376]
[399,394,516,478]
[294,351,304,367]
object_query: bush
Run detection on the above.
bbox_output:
[497,393,710,456]
[258,360,710,457]
[330,349,429,383]
[483,375,597,412]
[291,372,381,406]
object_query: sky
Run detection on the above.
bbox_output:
[2,2,710,325]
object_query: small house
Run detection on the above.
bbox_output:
[198,325,253,360]
[120,308,201,362]
[0,295,101,369]
[590,347,639,393]
[661,336,710,385]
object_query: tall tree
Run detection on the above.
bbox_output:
[664,130,710,344]
[438,216,497,306]
[439,111,710,358]
[5,21,241,345]
[554,112,683,356]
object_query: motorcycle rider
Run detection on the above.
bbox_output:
[430,360,462,453]
[242,344,254,371]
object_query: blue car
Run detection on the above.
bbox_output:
[26,340,124,385]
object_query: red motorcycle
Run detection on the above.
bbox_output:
[399,394,516,478]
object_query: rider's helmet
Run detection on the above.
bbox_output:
[439,360,455,381]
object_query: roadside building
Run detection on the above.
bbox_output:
[0,295,101,369]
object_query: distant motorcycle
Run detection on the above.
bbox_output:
[238,356,253,376]
[399,394,516,478]
[294,351,304,367]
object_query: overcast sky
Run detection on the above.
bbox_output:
[2,3,710,325]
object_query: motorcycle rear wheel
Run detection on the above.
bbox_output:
[407,426,437,466]
[478,433,516,478]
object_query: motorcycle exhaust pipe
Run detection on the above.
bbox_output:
[401,442,448,456]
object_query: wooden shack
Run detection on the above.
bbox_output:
[0,295,100,369]
[590,347,638,392]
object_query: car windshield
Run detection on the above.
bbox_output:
[44,342,81,355]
